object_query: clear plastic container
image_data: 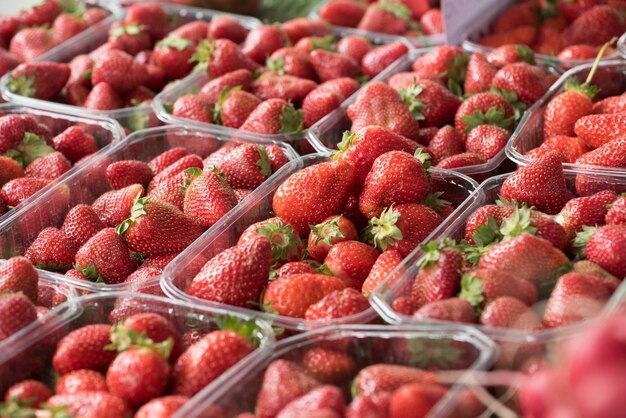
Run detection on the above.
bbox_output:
[0,103,124,225]
[370,170,626,368]
[176,323,496,418]
[309,0,446,48]
[307,48,517,181]
[618,32,626,59]
[0,292,275,398]
[0,125,298,294]
[0,4,262,131]
[162,153,479,333]
[151,27,413,156]
[506,60,626,173]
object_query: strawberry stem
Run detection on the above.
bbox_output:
[214,315,263,347]
[364,206,403,251]
[583,37,617,87]
[310,216,345,246]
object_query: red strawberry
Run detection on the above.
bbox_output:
[62,204,106,247]
[84,82,124,110]
[413,298,477,323]
[420,8,443,35]
[606,195,626,226]
[485,44,536,68]
[199,69,253,105]
[273,160,354,236]
[4,380,51,406]
[559,0,603,22]
[308,215,358,262]
[19,0,61,26]
[0,177,49,208]
[454,92,514,134]
[109,22,152,56]
[25,227,77,272]
[182,168,238,229]
[543,272,612,328]
[0,257,38,302]
[282,18,330,44]
[74,228,136,284]
[267,47,316,80]
[275,260,322,277]
[24,152,71,180]
[252,71,318,103]
[46,391,131,418]
[170,20,210,43]
[52,13,88,43]
[575,138,626,195]
[0,293,37,342]
[237,216,305,263]
[560,6,624,48]
[362,42,409,79]
[9,28,57,62]
[464,52,497,94]
[319,0,367,27]
[347,393,391,418]
[526,135,590,163]
[293,35,334,54]
[353,365,436,397]
[52,126,98,164]
[310,49,361,82]
[209,15,248,43]
[92,49,148,95]
[150,155,204,190]
[0,156,24,187]
[106,160,153,190]
[556,190,616,238]
[217,144,276,189]
[240,99,304,135]
[135,395,189,418]
[84,8,109,25]
[154,36,195,80]
[410,46,468,91]
[0,49,20,78]
[52,324,116,374]
[302,77,360,128]
[574,111,626,149]
[389,382,447,418]
[574,225,626,278]
[358,1,410,35]
[480,296,542,330]
[558,44,615,61]
[124,2,170,41]
[302,347,358,384]
[324,240,380,289]
[465,124,510,160]
[337,35,372,63]
[55,369,108,395]
[500,151,570,214]
[8,62,70,100]
[411,245,463,307]
[459,268,537,311]
[148,148,188,174]
[428,126,464,163]
[491,62,549,107]
[242,25,286,64]
[215,88,262,129]
[195,38,260,79]
[362,249,404,295]
[92,184,145,227]
[277,385,345,416]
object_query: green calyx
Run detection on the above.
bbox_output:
[458,272,485,314]
[417,240,443,269]
[399,83,426,121]
[0,398,37,418]
[573,225,597,259]
[266,55,285,75]
[310,216,345,246]
[492,87,526,123]
[255,218,302,262]
[116,193,149,236]
[106,323,173,360]
[413,148,431,170]
[178,167,203,194]
[332,131,356,160]
[256,145,272,177]
[59,0,86,18]
[112,22,145,38]
[421,192,451,213]
[365,206,403,251]
[3,132,55,168]
[7,74,36,98]
[280,102,303,134]
[127,111,150,132]
[75,262,104,283]
[212,85,242,125]
[158,36,193,51]
[444,53,470,97]
[500,206,537,240]
[403,337,463,369]
[378,0,411,21]
[214,314,263,347]
[191,38,215,71]
[311,35,335,52]
[517,45,536,65]
[460,106,514,134]
[565,37,617,99]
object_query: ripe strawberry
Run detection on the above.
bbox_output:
[0,177,50,208]
[52,13,88,43]
[575,138,626,195]
[310,49,361,82]
[92,49,148,95]
[267,47,316,80]
[411,245,463,307]
[194,38,260,79]
[170,20,210,43]
[124,2,170,41]
[574,225,626,278]
[556,190,616,238]
[465,124,510,160]
[543,272,612,328]
[337,35,372,63]
[55,369,108,395]
[277,385,345,416]
[0,156,24,187]
[199,69,253,106]
[319,0,367,27]
[420,8,443,35]
[362,249,404,295]
[526,135,590,163]
[365,204,442,257]
[84,7,109,25]
[282,18,330,44]
[353,364,436,397]
[106,160,153,190]
[293,35,334,54]
[324,240,380,289]
[256,360,320,418]
[52,126,98,164]
[347,393,391,418]
[62,204,105,247]
[389,382,447,418]
[464,52,497,94]
[428,126,464,163]
[9,62,70,100]
[25,227,77,272]
[559,0,602,22]
[153,36,195,81]
[53,324,116,374]
[46,391,131,418]
[0,293,37,342]
[252,71,318,103]
[216,144,274,189]
[135,395,189,418]
[606,195,626,225]
[84,82,124,110]
[75,227,136,284]
[560,6,623,48]
[209,88,257,129]
[242,24,286,65]
[558,44,615,61]
[454,92,514,134]
[459,268,537,312]
[182,168,237,229]
[392,78,462,128]
[348,81,419,140]
[263,274,346,318]
[273,160,354,236]
[308,215,358,262]
[485,44,536,68]
[592,94,626,114]
[500,151,570,214]
[19,0,61,26]
[172,324,258,396]
[108,22,152,56]
[410,46,468,90]
[574,111,626,149]
[92,184,145,227]
[24,152,71,180]
[4,380,51,406]
[302,347,357,384]
[148,148,188,174]
[150,155,204,190]
[189,238,271,307]
[209,15,248,43]
[362,42,409,79]
[358,1,410,35]
[302,77,360,128]
[413,297,477,323]
[480,25,537,48]
[240,99,304,135]
[302,285,371,320]
[491,63,549,107]
[480,296,542,330]
[0,49,20,78]
[9,28,57,62]
[0,257,38,302]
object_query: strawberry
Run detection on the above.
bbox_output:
[275,261,322,277]
[84,8,109,25]
[217,144,276,189]
[575,138,626,195]
[4,380,51,406]
[353,365,436,397]
[491,62,549,107]
[362,249,404,295]
[0,177,49,208]
[574,225,626,278]
[242,24,286,65]
[324,240,380,289]
[24,227,77,272]
[170,20,210,43]
[480,296,542,330]
[574,111,626,148]
[46,391,131,418]
[182,168,237,229]
[464,52,497,94]
[148,148,188,174]
[302,77,360,128]
[92,49,148,95]
[480,25,537,48]
[52,126,98,164]
[543,76,599,139]
[267,47,316,80]
[240,99,304,135]
[0,293,36,342]
[117,196,203,256]
[0,49,20,78]
[358,0,410,35]
[500,151,570,215]
[465,124,510,160]
[189,238,271,307]
[194,38,260,79]
[560,6,624,48]
[213,88,261,129]
[0,257,38,302]
[52,324,116,374]
[55,369,108,395]
[109,22,152,56]
[209,15,248,43]
[454,92,514,134]
[135,395,189,418]
[348,81,420,141]
[263,274,347,318]
[124,2,170,41]
[293,35,334,54]
[310,49,361,82]
[420,8,443,35]
[393,79,462,128]
[428,126,464,163]
[543,272,612,328]
[277,385,345,417]
[365,204,442,257]
[256,360,320,418]
[413,298,477,323]
[153,36,195,81]
[9,28,57,62]
[411,244,463,307]
[558,44,615,61]
[24,152,71,180]
[0,156,24,187]
[362,42,409,79]
[273,160,354,236]
[319,0,367,27]
[410,46,468,92]
[337,35,372,63]
[389,382,447,418]
[282,18,330,44]
[606,195,626,225]
[172,320,259,396]
[485,45,536,68]
[556,190,616,238]
[238,217,305,263]
[559,0,603,22]
[106,160,153,190]
[150,155,204,190]
[308,215,358,262]
[347,393,391,418]
[592,94,626,114]
[359,150,431,219]
[52,13,88,43]
[62,204,105,247]
[19,0,61,26]
[75,228,136,284]
[92,184,145,227]
[252,71,318,103]
[302,347,357,384]
[526,135,590,163]
[8,62,70,100]
[199,69,253,105]
[459,268,537,312]
[84,82,124,110]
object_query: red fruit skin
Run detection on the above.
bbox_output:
[11,62,70,100]
[209,15,248,43]
[52,324,116,375]
[411,248,463,308]
[135,395,190,418]
[560,6,624,48]
[0,293,37,342]
[479,296,542,330]
[454,92,514,135]
[122,312,183,360]
[46,391,132,418]
[124,2,170,41]
[374,204,442,257]
[324,240,380,289]
[242,25,286,65]
[319,0,367,28]
[353,364,437,397]
[84,82,124,110]
[308,215,358,262]
[362,249,405,295]
[24,152,72,180]
[301,347,358,384]
[575,138,626,195]
[169,20,210,43]
[183,170,238,230]
[428,125,465,163]
[556,190,616,238]
[199,69,253,106]
[491,63,549,107]
[277,385,346,417]
[358,4,407,35]
[464,52,497,94]
[337,36,372,63]
[465,125,510,160]
[52,14,88,43]
[413,298,477,323]
[302,78,360,128]
[574,111,626,149]
[172,94,213,124]
[10,28,57,62]
[5,380,51,407]
[25,227,77,272]
[410,46,466,84]
[526,135,590,164]
[92,184,145,227]
[153,37,195,80]
[53,126,98,164]
[304,288,371,321]
[55,369,108,395]
[583,225,626,279]
[148,148,188,174]
[420,9,443,35]
[347,392,391,418]
[74,228,137,284]
[0,256,38,303]
[276,261,319,278]
[106,160,153,190]
[606,196,626,226]
[361,42,409,78]
[389,382,447,418]
[92,49,148,95]
[205,39,260,79]
[62,204,105,247]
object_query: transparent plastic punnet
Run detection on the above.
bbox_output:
[308,48,517,180]
[0,104,124,224]
[507,60,626,173]
[152,28,413,156]
[162,153,479,332]
[0,292,275,400]
[0,125,298,294]
[371,170,626,348]
[309,0,446,48]
[175,324,496,418]
[0,4,261,131]
[618,32,626,59]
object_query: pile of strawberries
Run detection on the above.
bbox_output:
[475,0,624,61]
[6,2,254,111]
[167,18,409,134]
[0,0,109,77]
[0,307,265,417]
[319,0,443,38]
[323,44,556,173]
[0,113,101,215]
[18,139,288,287]
[385,151,626,335]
